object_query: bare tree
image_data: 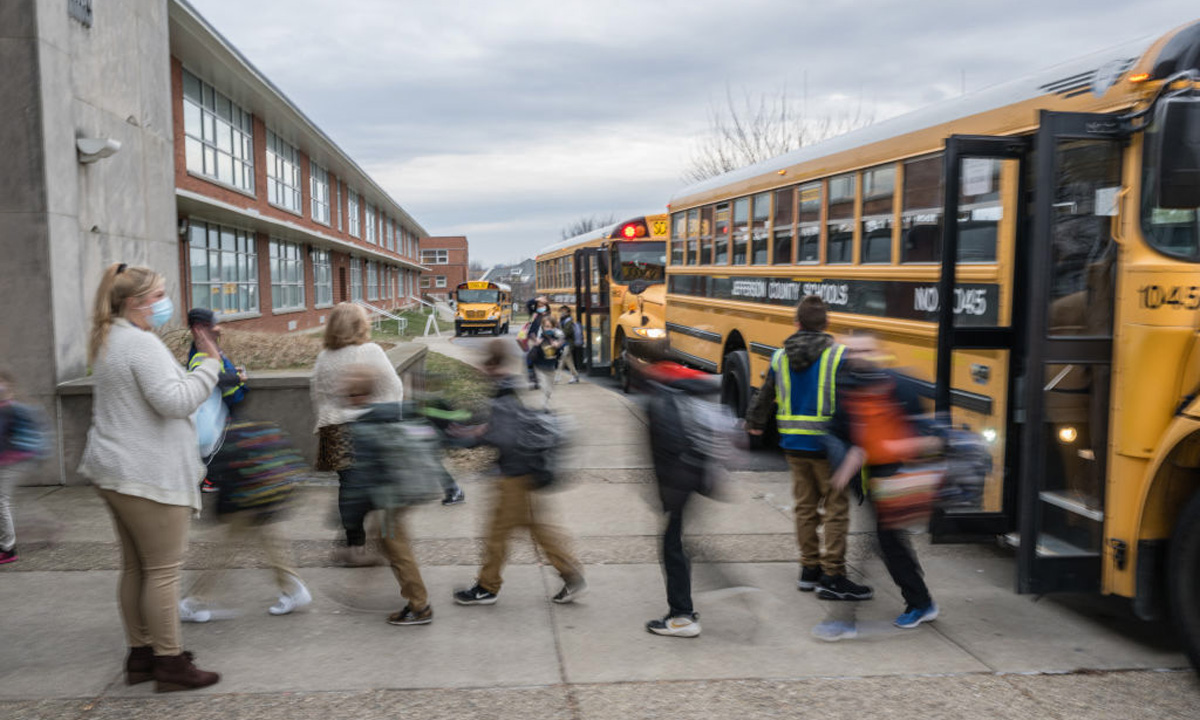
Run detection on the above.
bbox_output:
[683,86,875,184]
[561,214,616,241]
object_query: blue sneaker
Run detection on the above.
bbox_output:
[811,620,858,642]
[894,602,939,629]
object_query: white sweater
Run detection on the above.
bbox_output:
[78,319,220,510]
[310,342,404,432]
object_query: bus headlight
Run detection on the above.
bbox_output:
[1058,426,1078,444]
[981,428,998,444]
[633,327,666,339]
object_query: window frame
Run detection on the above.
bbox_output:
[309,162,331,226]
[181,69,255,195]
[347,188,361,238]
[269,238,306,312]
[312,248,333,307]
[187,220,259,317]
[265,130,302,214]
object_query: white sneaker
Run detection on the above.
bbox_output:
[179,596,212,623]
[269,578,312,616]
[646,613,701,638]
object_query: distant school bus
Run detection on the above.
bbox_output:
[454,281,512,336]
[535,214,670,387]
[664,20,1200,667]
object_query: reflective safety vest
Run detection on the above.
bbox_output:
[771,344,845,451]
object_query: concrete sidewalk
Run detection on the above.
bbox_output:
[1,337,1196,718]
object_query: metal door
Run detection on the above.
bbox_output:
[574,247,611,375]
[1016,111,1124,594]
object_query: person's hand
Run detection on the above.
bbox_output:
[747,428,763,436]
[193,325,220,359]
[236,366,248,383]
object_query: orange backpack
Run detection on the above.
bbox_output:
[843,381,917,466]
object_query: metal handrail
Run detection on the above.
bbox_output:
[354,300,408,334]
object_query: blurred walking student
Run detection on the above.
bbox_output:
[451,339,586,607]
[532,315,565,409]
[341,364,439,626]
[311,302,403,567]
[642,362,726,638]
[179,421,311,623]
[555,306,581,384]
[519,296,551,388]
[825,334,943,637]
[0,370,50,565]
[79,262,222,691]
[187,308,246,493]
[745,295,872,601]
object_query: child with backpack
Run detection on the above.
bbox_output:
[531,315,565,410]
[556,306,582,384]
[642,361,730,638]
[450,339,586,607]
[0,370,49,565]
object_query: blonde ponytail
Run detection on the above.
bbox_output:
[88,263,163,364]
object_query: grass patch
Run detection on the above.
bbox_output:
[422,351,492,419]
[162,327,325,371]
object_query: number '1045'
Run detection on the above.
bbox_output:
[1138,285,1200,310]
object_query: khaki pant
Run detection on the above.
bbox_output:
[380,506,428,610]
[786,454,849,576]
[97,488,191,656]
[478,474,582,593]
[187,511,300,601]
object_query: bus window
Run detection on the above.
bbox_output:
[457,288,501,303]
[826,174,855,264]
[714,202,731,264]
[671,212,685,265]
[611,242,667,283]
[732,197,750,264]
[773,187,795,264]
[957,158,1001,262]
[699,206,714,265]
[901,155,943,263]
[686,208,700,265]
[1141,113,1200,260]
[862,165,895,263]
[751,192,771,264]
[798,183,821,262]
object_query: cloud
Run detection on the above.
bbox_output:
[187,0,1199,263]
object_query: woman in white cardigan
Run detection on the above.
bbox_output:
[78,263,223,693]
[311,302,402,565]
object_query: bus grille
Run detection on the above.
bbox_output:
[466,310,486,319]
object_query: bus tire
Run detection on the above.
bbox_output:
[454,322,462,337]
[1169,488,1200,674]
[721,349,751,419]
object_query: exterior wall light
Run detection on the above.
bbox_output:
[76,137,121,164]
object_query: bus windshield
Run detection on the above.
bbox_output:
[611,242,666,283]
[457,289,500,304]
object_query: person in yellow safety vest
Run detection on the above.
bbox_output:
[746,295,873,601]
[187,308,247,494]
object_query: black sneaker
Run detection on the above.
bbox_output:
[797,566,822,592]
[551,576,588,604]
[816,574,874,601]
[453,584,498,605]
[442,487,466,506]
[387,604,433,626]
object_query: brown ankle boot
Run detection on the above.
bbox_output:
[125,646,154,685]
[153,651,220,693]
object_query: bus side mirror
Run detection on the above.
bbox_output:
[1155,96,1200,209]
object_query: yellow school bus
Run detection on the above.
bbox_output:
[535,215,670,387]
[665,20,1200,666]
[453,281,512,336]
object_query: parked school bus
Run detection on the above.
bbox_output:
[454,281,512,336]
[664,21,1200,667]
[535,215,670,387]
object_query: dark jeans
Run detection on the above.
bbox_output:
[337,470,371,547]
[660,489,693,616]
[877,527,931,609]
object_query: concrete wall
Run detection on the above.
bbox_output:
[53,344,426,486]
[0,0,179,484]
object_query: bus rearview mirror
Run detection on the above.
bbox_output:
[1155,96,1200,209]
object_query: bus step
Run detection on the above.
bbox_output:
[1035,534,1100,559]
[1038,490,1104,522]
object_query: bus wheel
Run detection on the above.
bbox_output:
[721,349,750,419]
[1169,488,1200,674]
[454,322,462,337]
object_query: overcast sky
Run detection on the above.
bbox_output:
[190,0,1197,267]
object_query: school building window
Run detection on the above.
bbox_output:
[269,239,305,311]
[435,276,447,288]
[335,180,343,231]
[347,188,361,238]
[182,69,254,193]
[350,257,363,301]
[366,260,378,300]
[420,275,432,289]
[187,220,258,315]
[310,162,330,226]
[312,249,333,306]
[266,131,301,213]
[421,249,449,264]
[365,203,377,244]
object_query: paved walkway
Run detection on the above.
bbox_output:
[1,332,1196,718]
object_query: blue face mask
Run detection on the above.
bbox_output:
[146,297,174,328]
